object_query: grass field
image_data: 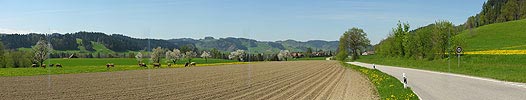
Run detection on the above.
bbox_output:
[457,19,526,51]
[0,58,240,76]
[356,55,526,83]
[343,63,418,100]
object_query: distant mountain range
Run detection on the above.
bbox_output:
[0,32,338,53]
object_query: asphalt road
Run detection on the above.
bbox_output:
[347,62,526,100]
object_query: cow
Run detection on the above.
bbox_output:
[153,63,161,68]
[139,63,147,67]
[56,64,62,68]
[31,64,37,67]
[185,62,196,67]
[49,64,55,67]
[106,63,115,68]
[41,64,46,68]
[167,63,172,67]
[190,62,196,66]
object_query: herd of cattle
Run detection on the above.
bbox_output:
[109,62,197,68]
[31,62,198,68]
[32,63,62,68]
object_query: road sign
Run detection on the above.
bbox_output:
[456,47,462,54]
[456,47,462,68]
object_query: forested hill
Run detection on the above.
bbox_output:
[464,0,526,29]
[0,32,338,53]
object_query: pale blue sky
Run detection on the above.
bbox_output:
[0,0,486,44]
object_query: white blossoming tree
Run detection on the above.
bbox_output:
[135,52,143,64]
[150,47,164,64]
[165,49,182,64]
[200,51,211,62]
[228,49,245,61]
[33,40,53,68]
[184,51,197,63]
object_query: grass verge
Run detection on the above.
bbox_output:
[342,62,419,100]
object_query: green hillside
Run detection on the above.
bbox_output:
[458,19,526,51]
[90,41,115,53]
[360,20,526,83]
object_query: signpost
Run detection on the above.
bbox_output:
[456,47,462,68]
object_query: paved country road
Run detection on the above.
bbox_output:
[348,62,526,100]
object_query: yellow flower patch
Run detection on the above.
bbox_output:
[464,50,526,55]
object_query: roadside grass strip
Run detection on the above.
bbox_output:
[343,63,419,100]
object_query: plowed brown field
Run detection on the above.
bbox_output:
[0,60,377,100]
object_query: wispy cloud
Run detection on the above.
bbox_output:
[0,28,41,34]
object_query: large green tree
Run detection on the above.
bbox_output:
[305,47,313,58]
[343,27,370,60]
[336,34,349,61]
[389,21,411,57]
[431,21,455,59]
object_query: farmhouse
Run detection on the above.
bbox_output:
[291,52,304,58]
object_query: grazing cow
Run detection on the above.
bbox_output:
[106,63,115,68]
[31,64,37,67]
[190,62,196,66]
[185,62,196,67]
[56,64,62,68]
[139,63,147,67]
[167,63,172,67]
[49,64,54,67]
[153,63,161,68]
[41,64,46,68]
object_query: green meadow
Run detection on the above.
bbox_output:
[0,58,238,77]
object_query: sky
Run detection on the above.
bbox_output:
[0,0,486,44]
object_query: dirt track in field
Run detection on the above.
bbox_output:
[0,60,378,100]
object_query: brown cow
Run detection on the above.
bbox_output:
[153,63,161,68]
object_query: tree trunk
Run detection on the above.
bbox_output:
[40,60,44,68]
[352,49,359,60]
